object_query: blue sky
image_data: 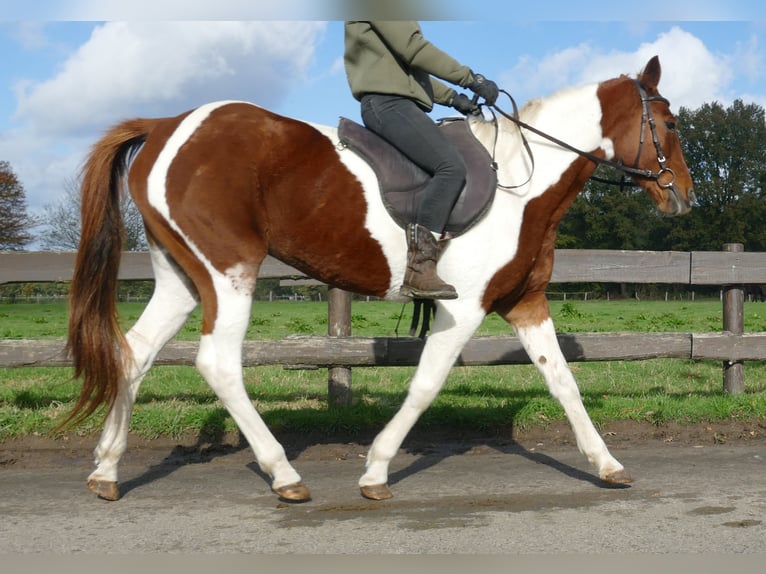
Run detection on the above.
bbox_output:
[1,1,765,222]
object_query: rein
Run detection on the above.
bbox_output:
[484,81,676,191]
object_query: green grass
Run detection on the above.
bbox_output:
[1,299,765,440]
[5,298,765,339]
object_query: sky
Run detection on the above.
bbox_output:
[1,0,765,231]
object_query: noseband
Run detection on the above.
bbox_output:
[488,80,676,190]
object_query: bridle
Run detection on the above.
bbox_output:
[630,80,676,188]
[483,79,677,191]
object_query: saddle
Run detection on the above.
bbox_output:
[338,117,497,236]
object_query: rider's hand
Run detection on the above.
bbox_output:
[468,73,499,106]
[450,93,480,115]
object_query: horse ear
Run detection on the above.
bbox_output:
[639,56,662,90]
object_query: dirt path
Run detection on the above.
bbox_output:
[2,419,765,554]
[2,418,764,470]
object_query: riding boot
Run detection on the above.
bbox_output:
[399,223,458,300]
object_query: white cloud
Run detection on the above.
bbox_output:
[10,22,50,50]
[14,21,326,138]
[3,21,327,214]
[330,55,345,76]
[600,26,730,109]
[505,44,595,101]
[503,26,733,110]
[730,32,762,86]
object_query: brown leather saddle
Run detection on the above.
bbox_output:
[338,117,497,236]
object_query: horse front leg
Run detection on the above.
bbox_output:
[359,302,486,500]
[504,294,633,484]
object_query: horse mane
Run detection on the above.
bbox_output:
[466,91,553,162]
[468,80,588,143]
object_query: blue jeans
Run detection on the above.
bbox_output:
[360,94,466,233]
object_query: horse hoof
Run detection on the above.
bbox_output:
[272,482,311,502]
[87,479,121,501]
[360,484,393,500]
[601,469,634,485]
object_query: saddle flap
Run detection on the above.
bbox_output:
[338,117,429,196]
[338,117,497,236]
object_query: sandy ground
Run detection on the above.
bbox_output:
[1,419,765,554]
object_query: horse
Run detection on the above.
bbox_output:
[66,55,694,502]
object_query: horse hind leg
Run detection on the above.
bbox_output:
[194,272,309,502]
[506,298,632,484]
[87,246,199,500]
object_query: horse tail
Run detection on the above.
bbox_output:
[59,119,151,430]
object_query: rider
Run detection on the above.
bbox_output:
[344,21,499,300]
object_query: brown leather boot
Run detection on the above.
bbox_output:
[399,223,458,300]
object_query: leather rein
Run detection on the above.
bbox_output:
[482,80,677,191]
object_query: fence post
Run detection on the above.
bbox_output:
[722,243,745,395]
[327,287,352,407]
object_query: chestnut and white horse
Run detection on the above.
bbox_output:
[66,56,694,502]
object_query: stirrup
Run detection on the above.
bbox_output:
[399,283,458,300]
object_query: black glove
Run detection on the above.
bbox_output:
[468,73,499,105]
[450,92,480,115]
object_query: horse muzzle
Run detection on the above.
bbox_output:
[666,185,695,216]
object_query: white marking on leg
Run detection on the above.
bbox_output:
[224,262,259,297]
[89,246,198,485]
[515,318,625,478]
[360,300,486,488]
[194,275,301,489]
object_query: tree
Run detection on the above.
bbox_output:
[557,167,659,250]
[0,160,34,250]
[668,100,766,251]
[38,177,147,251]
[558,99,766,253]
[557,168,666,298]
[38,179,81,251]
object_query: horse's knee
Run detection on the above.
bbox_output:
[195,336,218,380]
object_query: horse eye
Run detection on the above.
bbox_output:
[665,121,676,131]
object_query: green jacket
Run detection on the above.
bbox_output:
[344,21,474,111]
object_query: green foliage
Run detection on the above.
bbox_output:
[558,172,658,251]
[285,317,314,333]
[0,160,34,250]
[559,301,584,319]
[668,100,766,252]
[558,100,766,254]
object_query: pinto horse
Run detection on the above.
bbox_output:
[67,56,694,502]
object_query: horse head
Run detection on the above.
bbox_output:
[601,55,695,216]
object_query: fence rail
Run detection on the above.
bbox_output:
[3,332,766,368]
[4,247,766,285]
[2,246,765,400]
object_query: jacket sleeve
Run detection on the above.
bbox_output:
[430,79,457,106]
[368,21,473,88]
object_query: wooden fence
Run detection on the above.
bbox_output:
[2,245,766,403]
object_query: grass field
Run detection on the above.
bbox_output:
[1,298,765,440]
